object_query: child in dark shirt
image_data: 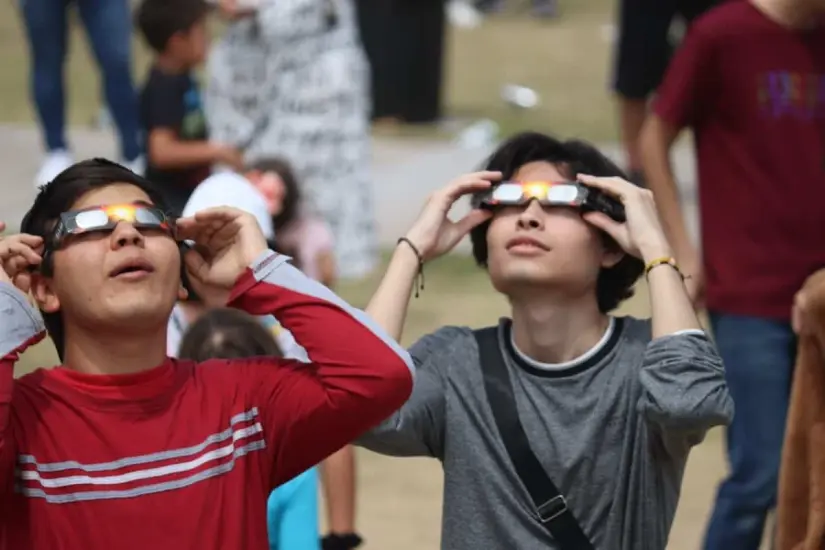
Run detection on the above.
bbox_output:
[135,0,243,215]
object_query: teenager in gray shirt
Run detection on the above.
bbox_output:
[359,132,734,549]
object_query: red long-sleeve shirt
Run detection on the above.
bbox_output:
[0,251,413,549]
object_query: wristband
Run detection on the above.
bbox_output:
[644,256,685,280]
[397,237,425,298]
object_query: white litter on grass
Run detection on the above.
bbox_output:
[455,119,500,150]
[501,85,540,109]
[447,0,483,29]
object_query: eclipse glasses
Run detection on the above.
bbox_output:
[48,202,175,249]
[472,181,626,223]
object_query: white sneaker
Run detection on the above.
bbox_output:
[35,150,74,189]
[122,155,146,176]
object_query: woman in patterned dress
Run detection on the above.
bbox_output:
[205,0,378,279]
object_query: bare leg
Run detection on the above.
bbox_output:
[320,446,357,534]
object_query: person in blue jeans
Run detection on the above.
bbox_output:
[18,0,143,186]
[642,0,825,547]
[708,314,795,544]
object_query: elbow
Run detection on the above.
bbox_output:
[640,385,734,433]
[147,143,174,170]
[348,339,414,424]
[374,351,415,416]
[638,357,735,432]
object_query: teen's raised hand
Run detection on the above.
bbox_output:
[403,171,500,261]
[0,226,44,293]
[577,174,672,262]
[176,207,269,303]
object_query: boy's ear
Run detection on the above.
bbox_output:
[31,273,60,314]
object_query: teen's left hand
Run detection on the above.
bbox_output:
[176,207,269,303]
[577,174,672,262]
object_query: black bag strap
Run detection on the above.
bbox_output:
[474,327,595,550]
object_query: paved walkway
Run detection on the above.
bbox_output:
[0,124,700,249]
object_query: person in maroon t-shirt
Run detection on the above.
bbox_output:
[641,0,825,547]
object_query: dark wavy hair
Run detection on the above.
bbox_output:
[20,158,170,360]
[245,157,305,267]
[177,308,283,361]
[246,157,302,234]
[470,131,644,313]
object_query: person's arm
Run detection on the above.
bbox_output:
[578,174,733,458]
[227,251,414,488]
[365,245,419,341]
[792,268,825,337]
[0,282,47,504]
[639,118,692,265]
[640,22,717,283]
[147,129,238,171]
[144,76,239,171]
[637,250,734,455]
[355,326,458,459]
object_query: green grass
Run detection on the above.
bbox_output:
[0,0,619,140]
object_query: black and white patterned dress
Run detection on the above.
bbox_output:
[205,0,378,279]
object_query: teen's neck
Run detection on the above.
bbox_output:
[509,294,610,365]
[62,325,168,375]
[752,0,820,29]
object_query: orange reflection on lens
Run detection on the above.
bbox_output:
[103,204,139,222]
[523,182,550,200]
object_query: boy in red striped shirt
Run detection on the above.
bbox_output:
[0,158,413,549]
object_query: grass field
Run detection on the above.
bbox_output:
[0,0,620,140]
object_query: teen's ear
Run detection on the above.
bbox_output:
[178,285,189,301]
[600,237,625,269]
[31,273,60,314]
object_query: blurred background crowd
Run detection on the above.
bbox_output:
[1,0,823,548]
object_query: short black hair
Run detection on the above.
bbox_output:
[135,0,209,53]
[177,308,283,361]
[470,131,645,313]
[20,158,168,361]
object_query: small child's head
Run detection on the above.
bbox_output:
[177,307,283,361]
[136,0,210,68]
[245,158,302,232]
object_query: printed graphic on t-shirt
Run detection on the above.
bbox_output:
[182,86,207,140]
[758,71,825,121]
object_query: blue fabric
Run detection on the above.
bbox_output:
[703,312,796,550]
[19,0,141,159]
[267,467,320,550]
